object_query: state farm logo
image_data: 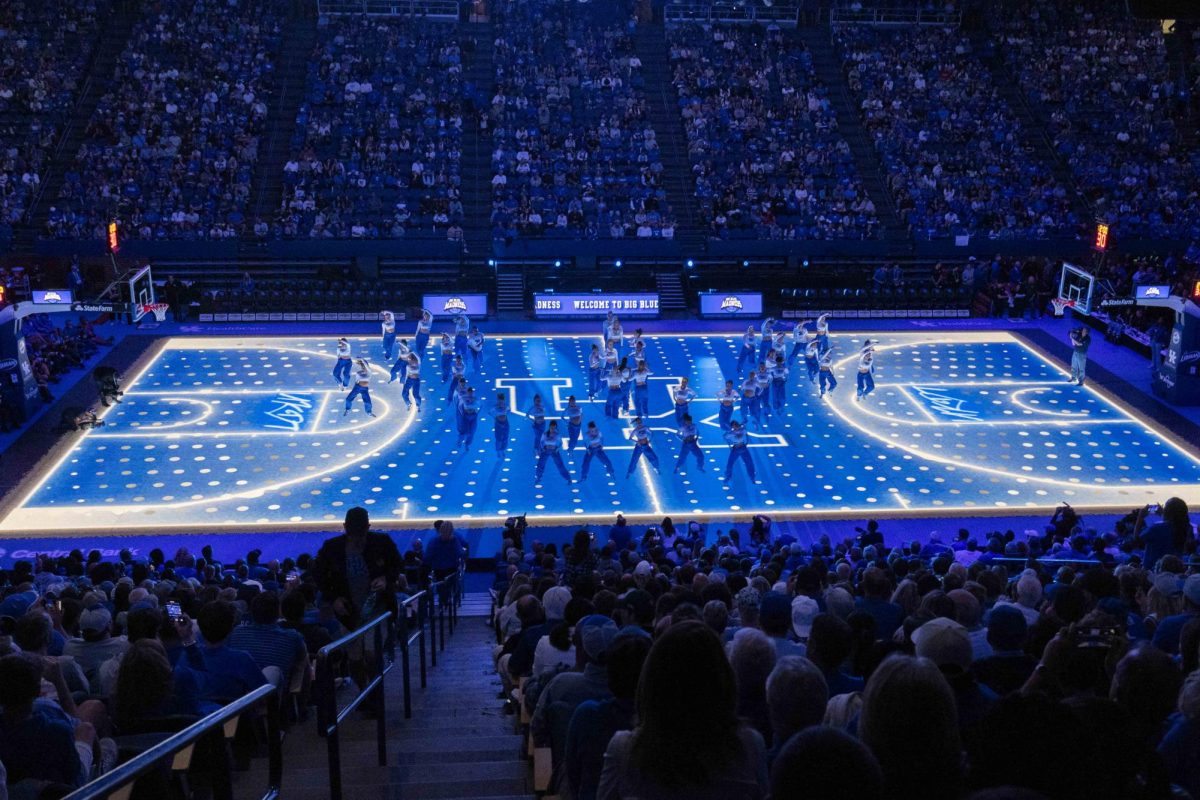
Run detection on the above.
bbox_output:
[720,296,744,313]
[444,297,468,314]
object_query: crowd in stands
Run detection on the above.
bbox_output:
[277,16,468,240]
[489,0,675,241]
[990,1,1200,241]
[45,0,285,242]
[489,500,1200,800]
[17,312,112,410]
[0,0,109,244]
[669,23,878,240]
[836,24,1079,241]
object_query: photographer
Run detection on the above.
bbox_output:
[92,366,121,408]
[1068,325,1091,387]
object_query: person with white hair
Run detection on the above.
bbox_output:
[766,656,829,761]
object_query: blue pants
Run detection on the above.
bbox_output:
[459,413,478,447]
[345,385,372,413]
[382,331,396,360]
[536,449,571,483]
[740,396,757,425]
[760,340,772,366]
[403,377,421,407]
[622,381,632,411]
[414,331,430,359]
[389,357,406,383]
[805,357,819,383]
[788,343,803,364]
[470,349,482,374]
[446,375,461,404]
[675,440,705,472]
[724,446,755,482]
[818,334,829,353]
[588,367,602,399]
[819,369,837,395]
[454,333,467,359]
[759,389,772,418]
[626,444,660,476]
[333,359,352,388]
[581,447,615,479]
[736,346,755,373]
[856,371,874,397]
[567,422,581,451]
[718,403,734,431]
[605,387,623,419]
[440,353,452,383]
[495,420,509,454]
[772,379,786,410]
[634,384,649,418]
[1070,351,1087,383]
[531,422,545,455]
[674,403,688,426]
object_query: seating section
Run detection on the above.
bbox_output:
[835,24,1078,240]
[48,0,285,241]
[0,0,109,241]
[990,0,1200,240]
[670,24,878,240]
[279,16,465,239]
[489,0,674,240]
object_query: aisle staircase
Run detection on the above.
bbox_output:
[460,22,496,260]
[237,593,532,800]
[496,268,526,313]
[656,270,687,312]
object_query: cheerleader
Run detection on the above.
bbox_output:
[580,421,615,480]
[673,413,706,474]
[535,421,573,485]
[770,327,787,361]
[491,392,510,457]
[736,325,757,374]
[528,394,548,456]
[587,344,603,400]
[740,373,761,428]
[760,317,776,365]
[467,326,485,374]
[380,311,397,360]
[563,395,583,451]
[446,354,466,404]
[438,333,454,383]
[603,339,619,374]
[343,359,374,417]
[716,379,738,430]
[457,386,480,448]
[402,352,422,410]
[722,420,757,483]
[603,360,626,419]
[630,337,648,370]
[453,380,471,439]
[856,341,876,401]
[754,363,772,420]
[788,319,811,364]
[632,360,654,419]
[616,357,633,414]
[818,347,837,397]
[769,355,789,412]
[332,337,353,388]
[607,315,625,356]
[387,338,411,383]
[804,339,820,384]
[672,377,696,425]
[413,308,433,359]
[453,313,470,359]
[626,416,661,478]
[816,313,831,353]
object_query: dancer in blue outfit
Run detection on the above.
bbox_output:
[580,421,615,480]
[769,356,789,412]
[453,313,470,359]
[587,344,603,400]
[673,414,706,474]
[819,347,838,397]
[856,341,876,400]
[535,421,573,485]
[438,333,454,383]
[457,386,480,448]
[401,352,422,410]
[736,325,757,374]
[562,395,583,451]
[380,310,397,360]
[413,308,433,359]
[343,359,374,417]
[388,338,411,383]
[528,394,548,457]
[716,379,737,431]
[672,377,696,425]
[332,337,352,388]
[467,327,485,374]
[491,392,510,457]
[625,417,661,478]
[723,420,757,483]
[804,338,820,384]
[631,360,653,419]
[816,313,831,353]
[446,354,465,403]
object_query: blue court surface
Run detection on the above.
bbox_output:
[3,330,1199,534]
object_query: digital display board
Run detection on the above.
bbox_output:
[533,293,660,318]
[698,292,763,317]
[32,290,73,305]
[1135,285,1171,300]
[421,293,488,317]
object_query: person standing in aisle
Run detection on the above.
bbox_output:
[563,395,584,451]
[344,359,374,417]
[587,344,603,400]
[401,352,422,410]
[632,360,654,419]
[736,325,757,374]
[332,337,353,388]
[439,333,454,383]
[381,311,397,360]
[491,392,510,458]
[672,377,696,425]
[723,420,756,484]
[626,416,661,478]
[453,313,470,359]
[580,421,615,480]
[457,386,480,448]
[856,341,876,401]
[528,394,548,457]
[716,379,738,430]
[535,421,573,485]
[818,347,838,397]
[413,309,433,360]
[467,326,485,375]
[673,414,705,475]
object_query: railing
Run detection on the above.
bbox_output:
[316,611,394,800]
[664,2,801,25]
[317,0,460,16]
[397,589,429,719]
[426,568,462,665]
[64,684,281,800]
[829,7,961,26]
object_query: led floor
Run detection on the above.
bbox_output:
[3,331,1199,533]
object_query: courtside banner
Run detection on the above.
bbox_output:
[698,292,763,317]
[422,293,488,317]
[533,293,660,318]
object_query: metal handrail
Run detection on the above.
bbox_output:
[63,684,281,800]
[397,589,429,719]
[316,610,394,800]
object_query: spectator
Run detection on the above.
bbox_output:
[195,600,268,702]
[805,612,865,697]
[973,604,1036,696]
[727,628,777,746]
[770,726,883,800]
[62,606,127,690]
[0,653,94,790]
[1151,574,1200,655]
[227,591,308,690]
[313,506,403,631]
[764,655,828,763]
[1138,498,1193,571]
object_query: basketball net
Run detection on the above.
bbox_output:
[143,303,170,325]
[1051,297,1074,318]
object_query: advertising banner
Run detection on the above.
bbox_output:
[533,293,660,318]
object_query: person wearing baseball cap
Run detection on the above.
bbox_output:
[63,607,127,689]
[972,605,1037,696]
[913,617,997,730]
[1152,574,1200,655]
[530,616,620,752]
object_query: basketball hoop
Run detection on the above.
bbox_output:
[143,303,170,324]
[1051,297,1074,318]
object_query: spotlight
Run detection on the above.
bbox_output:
[686,259,695,268]
[554,260,562,268]
[742,260,750,268]
[615,260,623,268]
[802,259,810,268]
[488,259,495,267]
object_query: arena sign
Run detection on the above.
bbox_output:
[422,293,488,318]
[698,291,763,317]
[533,293,660,318]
